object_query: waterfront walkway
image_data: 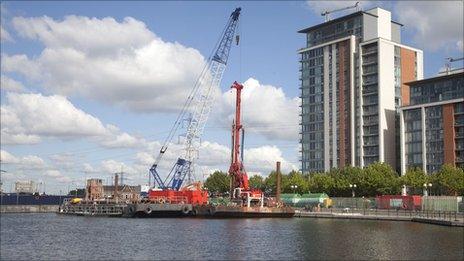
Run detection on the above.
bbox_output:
[295,209,464,227]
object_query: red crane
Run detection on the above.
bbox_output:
[228,81,263,206]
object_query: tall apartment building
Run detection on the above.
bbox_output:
[299,7,423,173]
[400,72,464,174]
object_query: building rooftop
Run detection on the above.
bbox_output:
[298,9,403,34]
[405,71,464,86]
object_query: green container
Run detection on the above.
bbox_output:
[281,193,329,207]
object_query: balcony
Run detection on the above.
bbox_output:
[362,61,378,66]
[363,81,378,86]
[363,133,378,137]
[362,49,378,56]
[362,90,378,96]
[362,100,378,107]
[362,71,378,76]
[363,121,378,127]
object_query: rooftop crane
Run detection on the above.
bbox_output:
[444,57,464,74]
[321,2,361,22]
[149,7,241,192]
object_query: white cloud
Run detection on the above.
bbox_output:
[0,149,20,163]
[215,78,299,141]
[49,153,76,169]
[101,159,136,175]
[99,128,145,149]
[21,155,46,169]
[0,150,46,169]
[2,92,107,137]
[197,141,230,167]
[1,75,25,92]
[5,15,206,112]
[0,92,145,148]
[1,25,13,42]
[44,169,72,183]
[82,163,98,173]
[244,145,296,175]
[135,152,155,166]
[44,169,61,177]
[394,1,463,51]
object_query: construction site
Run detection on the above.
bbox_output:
[58,7,295,219]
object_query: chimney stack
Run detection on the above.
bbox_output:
[276,161,281,202]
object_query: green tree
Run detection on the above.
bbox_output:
[249,175,264,190]
[68,188,85,197]
[283,170,308,194]
[401,167,428,195]
[308,173,334,194]
[329,167,360,197]
[361,162,400,196]
[204,171,230,194]
[430,165,464,196]
[263,171,288,195]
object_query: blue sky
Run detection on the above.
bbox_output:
[1,1,463,194]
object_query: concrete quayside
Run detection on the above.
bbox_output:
[294,209,464,227]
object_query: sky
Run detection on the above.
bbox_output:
[1,1,463,194]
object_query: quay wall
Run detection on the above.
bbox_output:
[1,205,59,213]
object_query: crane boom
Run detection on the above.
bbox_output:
[150,7,241,190]
[321,2,360,22]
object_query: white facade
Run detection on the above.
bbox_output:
[359,37,423,169]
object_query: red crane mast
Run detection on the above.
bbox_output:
[228,81,263,206]
[229,81,249,191]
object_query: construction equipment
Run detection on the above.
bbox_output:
[228,81,263,207]
[444,57,464,74]
[148,8,241,196]
[321,2,360,22]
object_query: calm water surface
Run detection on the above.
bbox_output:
[1,213,462,260]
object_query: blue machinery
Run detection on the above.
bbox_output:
[149,8,241,190]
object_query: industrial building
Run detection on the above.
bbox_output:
[85,176,141,203]
[298,7,423,173]
[400,72,464,174]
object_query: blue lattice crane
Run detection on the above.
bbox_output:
[149,8,241,190]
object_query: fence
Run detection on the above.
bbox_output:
[422,196,462,212]
[330,197,376,209]
[329,196,463,213]
[312,207,464,222]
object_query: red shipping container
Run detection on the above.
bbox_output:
[375,195,422,210]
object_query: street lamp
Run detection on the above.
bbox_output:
[423,183,432,196]
[349,184,357,198]
[290,185,298,194]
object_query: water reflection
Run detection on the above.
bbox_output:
[1,214,462,260]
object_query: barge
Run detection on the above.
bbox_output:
[58,202,295,218]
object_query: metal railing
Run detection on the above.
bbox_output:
[313,207,464,222]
